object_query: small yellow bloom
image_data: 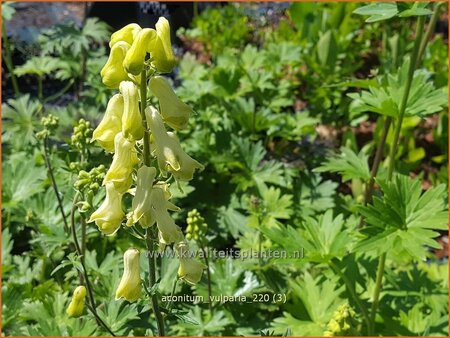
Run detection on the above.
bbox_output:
[128,165,157,225]
[149,76,192,130]
[176,242,206,285]
[92,94,124,152]
[116,248,141,302]
[100,41,131,89]
[104,132,140,193]
[123,28,157,75]
[88,182,124,235]
[150,17,176,73]
[110,23,142,47]
[66,285,86,318]
[146,106,204,181]
[120,81,144,141]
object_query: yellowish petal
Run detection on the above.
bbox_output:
[92,94,124,152]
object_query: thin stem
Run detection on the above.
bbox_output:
[81,215,87,259]
[140,68,165,336]
[387,16,425,179]
[2,22,20,96]
[370,17,426,334]
[201,247,213,315]
[38,75,44,102]
[416,2,444,68]
[85,303,116,336]
[166,277,179,313]
[70,192,115,336]
[369,254,386,335]
[329,261,371,334]
[43,79,74,104]
[363,117,392,205]
[43,137,69,233]
[145,229,165,336]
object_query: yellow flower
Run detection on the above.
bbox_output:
[127,165,157,226]
[110,23,142,47]
[88,182,124,235]
[116,248,141,302]
[100,41,131,89]
[66,285,86,318]
[149,76,192,130]
[92,94,123,152]
[150,17,176,73]
[146,106,204,181]
[120,81,144,141]
[176,242,205,285]
[123,28,157,75]
[104,132,139,193]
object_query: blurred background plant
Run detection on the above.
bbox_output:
[2,2,448,336]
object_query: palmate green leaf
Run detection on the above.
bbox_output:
[2,95,40,149]
[348,60,448,118]
[315,147,371,182]
[14,56,63,77]
[356,174,448,260]
[173,307,233,336]
[272,273,344,335]
[2,2,16,21]
[298,174,338,218]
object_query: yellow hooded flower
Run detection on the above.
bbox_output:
[88,182,124,235]
[100,41,131,89]
[127,165,157,226]
[123,28,157,75]
[110,23,142,47]
[146,106,204,181]
[120,81,144,141]
[66,285,86,318]
[176,242,206,285]
[149,17,176,73]
[116,248,141,302]
[149,76,192,130]
[104,132,139,193]
[92,94,124,152]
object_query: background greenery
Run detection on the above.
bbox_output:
[2,2,448,336]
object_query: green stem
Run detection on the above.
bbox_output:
[201,247,213,315]
[416,2,444,68]
[2,22,20,96]
[387,16,425,179]
[71,192,116,336]
[140,68,165,336]
[43,79,74,104]
[43,137,69,233]
[369,17,425,335]
[166,277,179,313]
[38,75,44,102]
[145,229,165,336]
[329,261,371,334]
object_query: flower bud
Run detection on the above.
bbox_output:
[92,94,124,152]
[116,248,141,302]
[110,23,142,47]
[149,17,176,73]
[146,106,203,181]
[120,81,144,141]
[104,132,139,193]
[176,242,205,285]
[66,286,86,318]
[123,28,157,75]
[101,41,131,89]
[149,76,192,130]
[88,182,124,235]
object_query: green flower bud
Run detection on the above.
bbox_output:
[88,182,124,235]
[120,81,144,141]
[123,28,157,75]
[101,41,131,89]
[115,248,141,302]
[110,23,142,47]
[150,17,176,73]
[92,94,124,152]
[66,286,86,318]
[146,106,203,182]
[149,76,192,130]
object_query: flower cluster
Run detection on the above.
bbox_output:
[324,303,356,336]
[89,18,205,302]
[186,209,208,242]
[36,114,59,140]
